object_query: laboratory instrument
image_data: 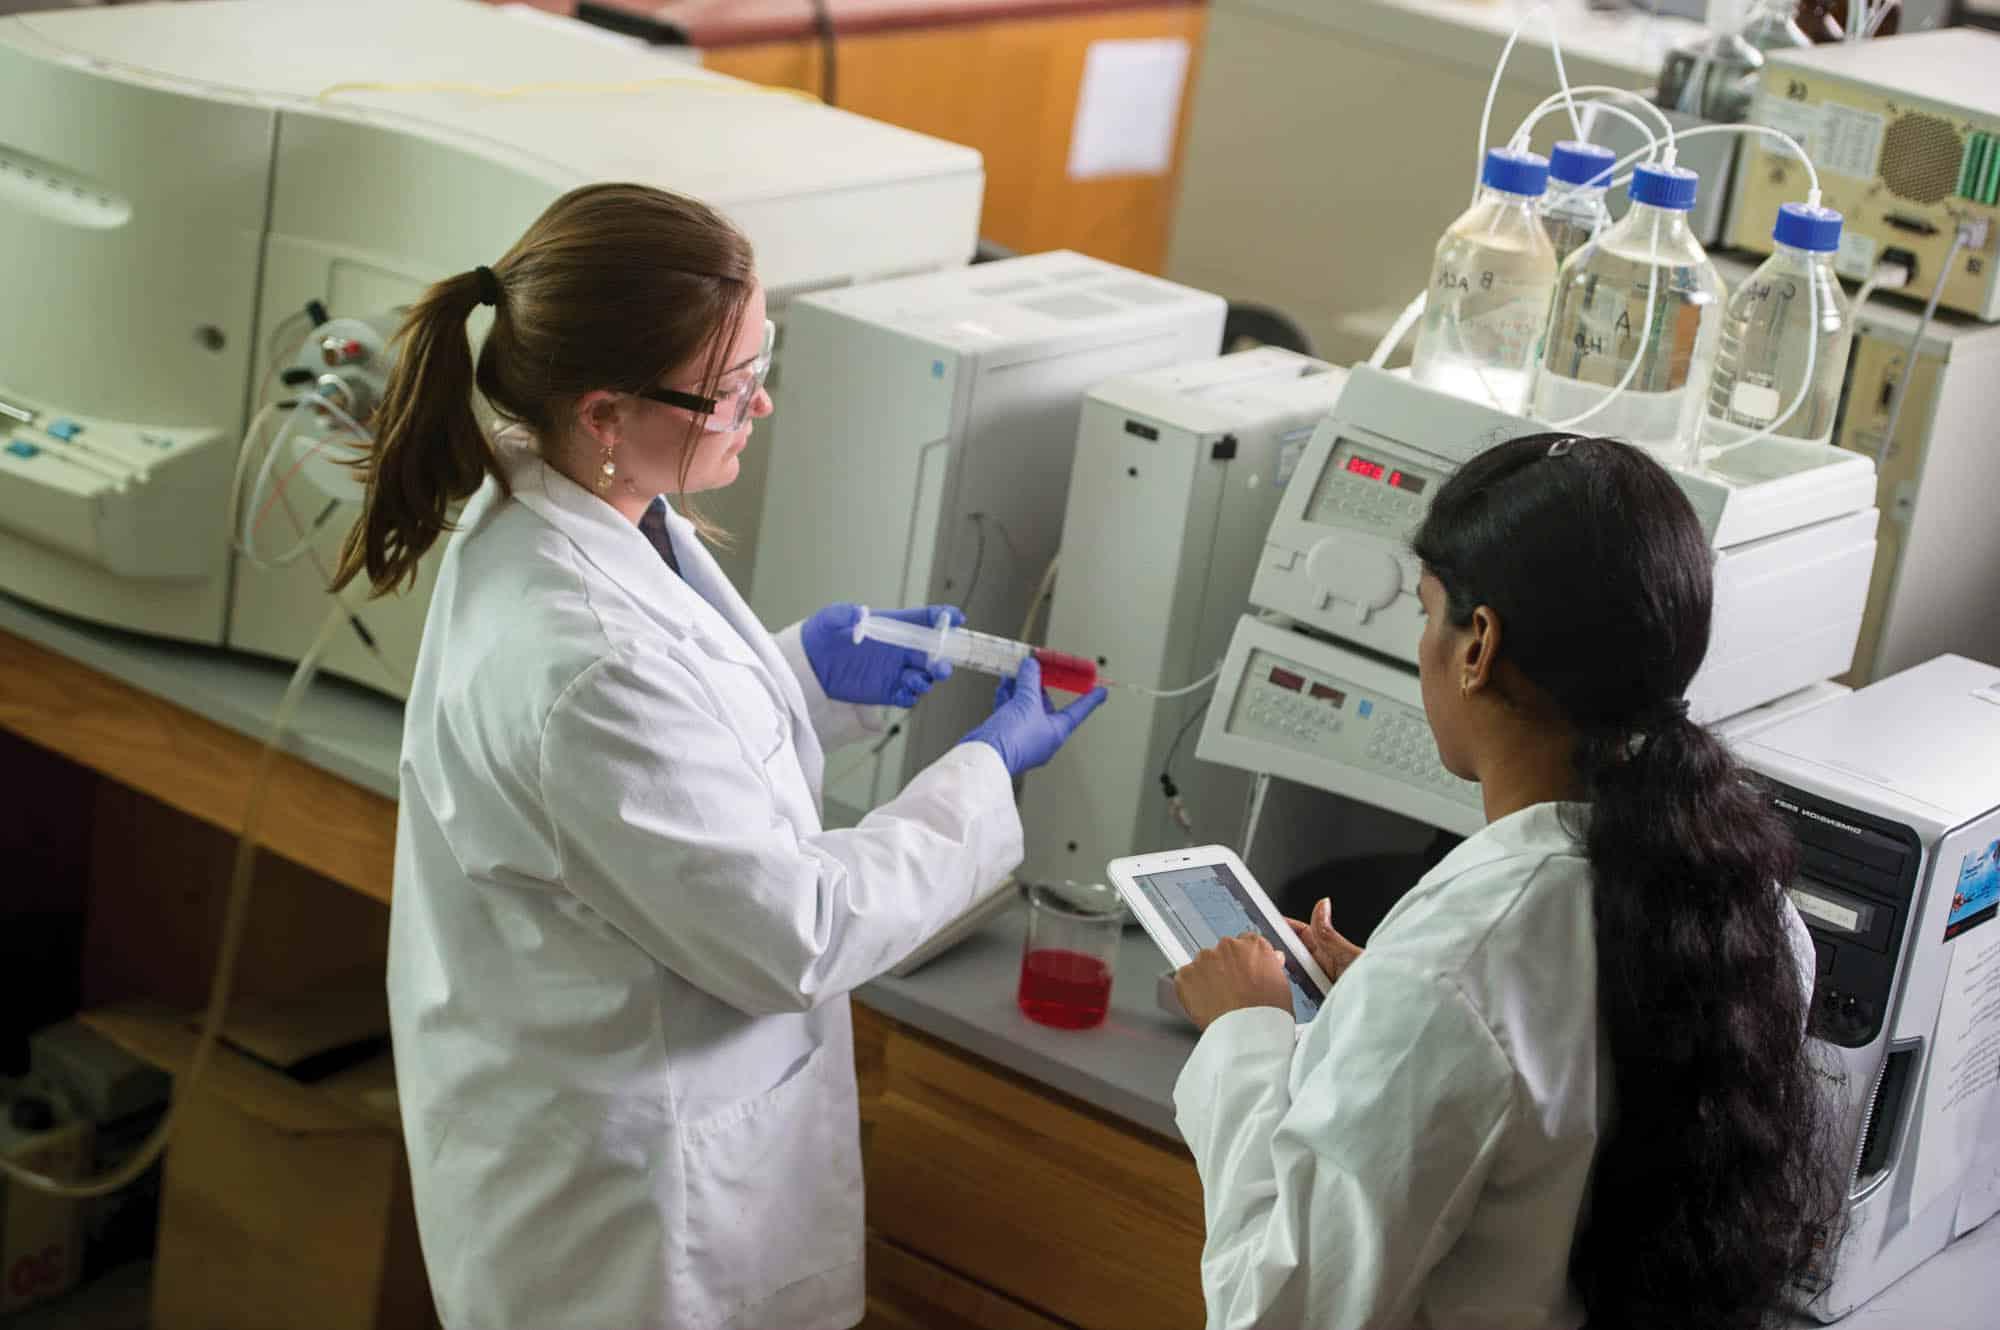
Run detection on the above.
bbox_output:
[751,250,1224,826]
[1198,615,1487,839]
[1787,248,2000,682]
[0,0,982,695]
[1105,843,1330,1024]
[1531,159,1728,464]
[1017,881,1124,1030]
[1540,140,1619,267]
[1658,0,1806,125]
[1409,147,1558,414]
[1735,655,2000,1320]
[851,609,1098,695]
[1254,367,1878,725]
[1703,203,1854,452]
[1016,349,1349,892]
[1727,29,2000,317]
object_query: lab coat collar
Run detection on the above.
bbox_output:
[1428,801,1587,884]
[495,436,775,675]
[498,439,821,767]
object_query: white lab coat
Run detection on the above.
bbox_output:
[388,440,1023,1330]
[1173,802,1814,1329]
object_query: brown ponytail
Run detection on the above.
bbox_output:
[331,270,495,594]
[331,183,756,597]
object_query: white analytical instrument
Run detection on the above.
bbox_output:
[1736,655,2000,1320]
[1016,349,1348,887]
[750,251,1225,825]
[0,0,982,694]
[1201,366,1880,836]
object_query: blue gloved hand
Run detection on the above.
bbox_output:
[964,656,1108,778]
[800,603,963,708]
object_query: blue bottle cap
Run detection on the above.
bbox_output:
[1481,147,1550,199]
[1629,162,1700,211]
[1549,140,1618,189]
[1773,202,1843,253]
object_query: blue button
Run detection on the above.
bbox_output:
[1357,700,1374,718]
[6,440,40,458]
[47,418,81,440]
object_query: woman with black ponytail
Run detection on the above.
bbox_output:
[1171,433,1841,1328]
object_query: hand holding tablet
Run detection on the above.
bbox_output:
[1107,845,1334,1026]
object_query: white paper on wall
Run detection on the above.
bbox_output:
[1066,38,1192,181]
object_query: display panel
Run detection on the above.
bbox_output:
[1790,885,1866,935]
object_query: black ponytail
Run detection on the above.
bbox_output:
[1411,434,1841,1329]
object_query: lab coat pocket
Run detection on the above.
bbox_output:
[678,1041,863,1323]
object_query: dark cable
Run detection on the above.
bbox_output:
[573,3,691,45]
[961,513,988,611]
[808,0,838,106]
[1159,698,1212,796]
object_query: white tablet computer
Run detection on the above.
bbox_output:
[1107,845,1332,1024]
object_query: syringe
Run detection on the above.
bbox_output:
[852,607,1100,695]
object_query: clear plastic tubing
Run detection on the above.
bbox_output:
[852,607,1100,694]
[1410,146,1559,415]
[1701,202,1852,454]
[1530,159,1727,467]
[1540,140,1619,269]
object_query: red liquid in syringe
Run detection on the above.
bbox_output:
[1031,648,1099,694]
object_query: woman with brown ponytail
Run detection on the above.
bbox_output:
[334,183,1102,1329]
[1168,434,1842,1328]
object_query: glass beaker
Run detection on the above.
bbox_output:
[1017,881,1123,1030]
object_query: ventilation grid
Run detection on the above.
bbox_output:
[1881,113,1964,206]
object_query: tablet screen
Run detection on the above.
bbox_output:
[1132,862,1323,1022]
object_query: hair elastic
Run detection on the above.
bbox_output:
[473,265,501,308]
[1643,696,1692,730]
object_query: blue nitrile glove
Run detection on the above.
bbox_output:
[964,656,1108,778]
[800,603,964,708]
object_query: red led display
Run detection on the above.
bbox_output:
[1268,668,1305,692]
[1388,469,1429,494]
[1345,456,1386,480]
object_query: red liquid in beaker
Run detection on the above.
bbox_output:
[1032,648,1099,695]
[1017,947,1113,1029]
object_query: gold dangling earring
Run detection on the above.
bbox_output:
[595,441,616,494]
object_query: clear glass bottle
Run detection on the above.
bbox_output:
[1410,147,1559,415]
[1701,203,1854,456]
[1540,140,1619,269]
[1530,161,1727,467]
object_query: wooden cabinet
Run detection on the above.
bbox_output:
[855,1003,1207,1329]
[860,1234,1070,1330]
[695,4,1208,275]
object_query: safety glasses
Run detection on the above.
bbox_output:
[641,319,775,433]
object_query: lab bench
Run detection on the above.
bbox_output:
[2,592,1993,1329]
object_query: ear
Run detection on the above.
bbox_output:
[1462,604,1504,694]
[572,390,630,452]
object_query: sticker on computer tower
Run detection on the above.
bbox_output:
[1947,838,2000,941]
